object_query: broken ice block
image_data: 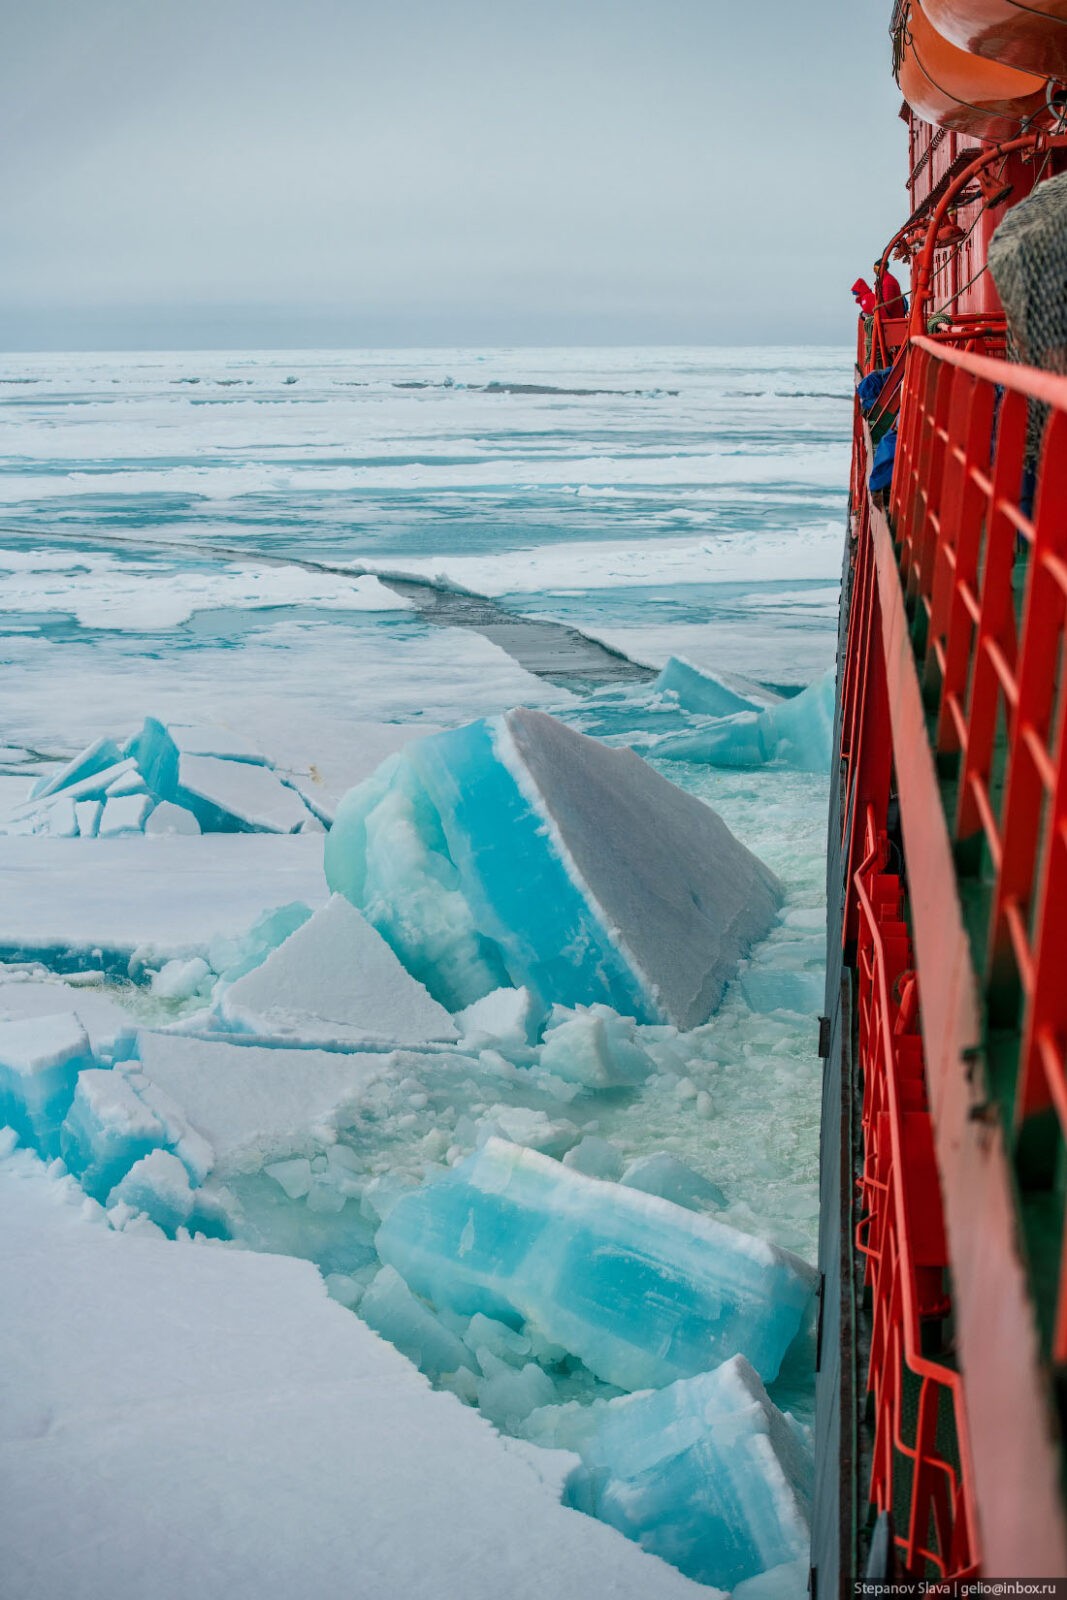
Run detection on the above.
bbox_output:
[60,1069,169,1199]
[220,894,458,1045]
[620,1153,726,1213]
[474,1105,580,1158]
[654,658,763,719]
[0,1012,95,1157]
[175,754,311,833]
[98,794,155,836]
[552,1356,811,1590]
[208,901,312,983]
[475,1352,558,1431]
[455,986,538,1047]
[37,798,78,838]
[126,716,311,832]
[74,800,102,838]
[658,671,835,774]
[107,1149,228,1238]
[149,956,212,1002]
[376,1139,816,1390]
[361,1264,478,1381]
[0,980,136,1065]
[537,1005,655,1089]
[326,709,781,1027]
[30,736,125,800]
[134,1032,383,1173]
[561,1136,625,1182]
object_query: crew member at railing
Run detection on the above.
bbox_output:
[873,261,907,318]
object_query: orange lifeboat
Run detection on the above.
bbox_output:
[923,0,1067,79]
[895,0,1050,139]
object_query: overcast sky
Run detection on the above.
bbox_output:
[1,0,906,349]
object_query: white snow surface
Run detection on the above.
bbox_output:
[0,836,328,959]
[355,522,843,595]
[0,555,411,629]
[0,978,134,1061]
[0,1147,707,1600]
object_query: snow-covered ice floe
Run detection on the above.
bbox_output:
[325,707,782,1026]
[0,835,327,971]
[0,1145,709,1600]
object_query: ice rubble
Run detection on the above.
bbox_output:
[3,716,323,836]
[376,1138,816,1391]
[326,707,782,1026]
[0,693,821,1593]
[527,1356,812,1590]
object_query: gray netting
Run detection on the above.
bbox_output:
[988,168,1067,378]
[988,170,1067,470]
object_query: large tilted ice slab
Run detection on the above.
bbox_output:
[0,1150,706,1600]
[529,1356,811,1589]
[220,894,458,1045]
[376,1139,817,1390]
[326,708,781,1026]
[657,671,835,774]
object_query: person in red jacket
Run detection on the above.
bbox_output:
[873,260,907,319]
[852,277,877,314]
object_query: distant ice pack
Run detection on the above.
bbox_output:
[325,707,781,1027]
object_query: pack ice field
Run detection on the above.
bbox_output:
[0,347,849,1599]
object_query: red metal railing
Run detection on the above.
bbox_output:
[891,336,1067,1358]
[842,322,1067,1572]
[852,805,978,1578]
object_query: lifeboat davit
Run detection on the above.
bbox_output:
[895,0,1050,139]
[923,0,1067,79]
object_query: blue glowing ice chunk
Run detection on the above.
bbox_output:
[31,737,125,800]
[208,901,312,983]
[376,1138,816,1390]
[550,1356,812,1590]
[107,1149,229,1239]
[0,1012,94,1158]
[654,658,763,718]
[326,709,781,1027]
[60,1069,168,1200]
[657,672,835,773]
